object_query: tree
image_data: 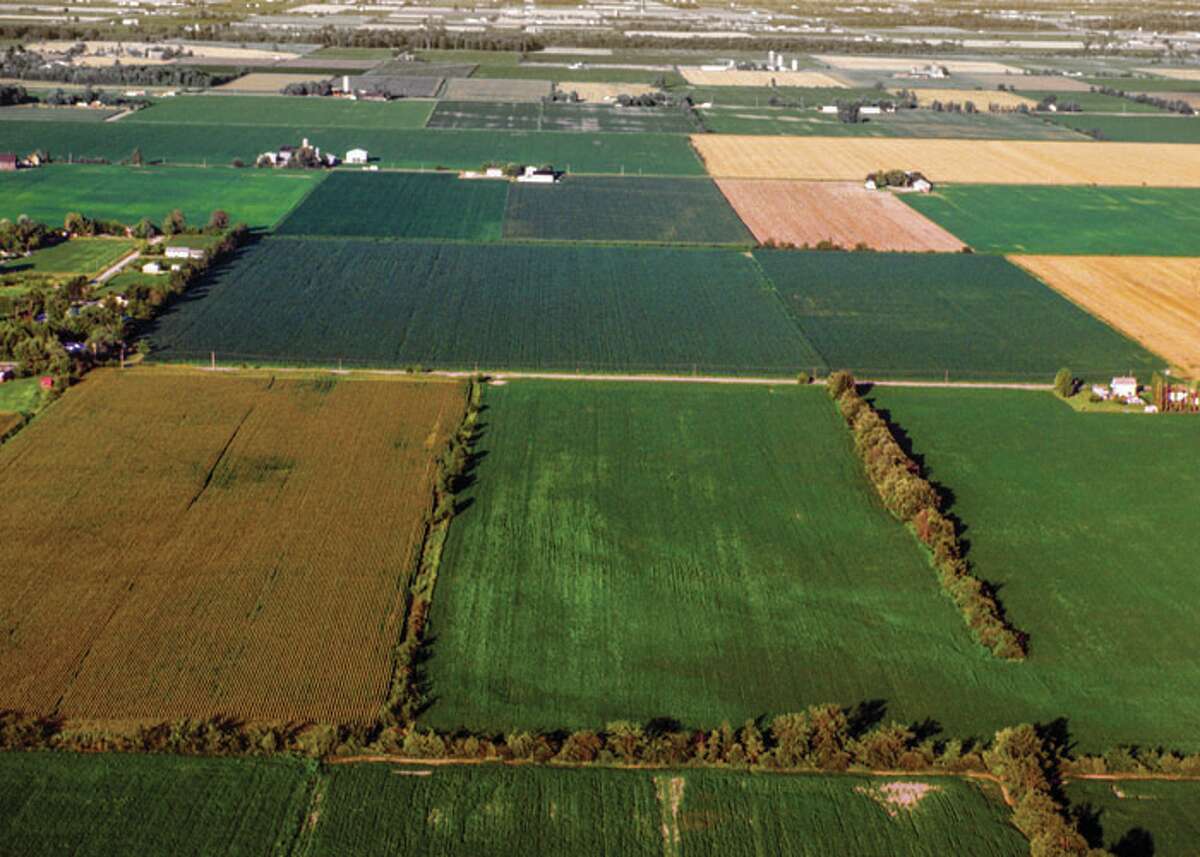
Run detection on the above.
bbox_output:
[826,370,856,400]
[162,208,186,236]
[132,217,157,239]
[1053,368,1074,398]
[207,210,229,232]
[130,146,143,167]
[64,211,91,235]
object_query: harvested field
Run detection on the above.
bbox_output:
[698,106,1081,140]
[0,370,464,722]
[440,77,552,102]
[691,135,1200,186]
[679,68,846,87]
[556,81,657,101]
[1137,67,1200,81]
[26,40,301,62]
[214,72,326,92]
[814,55,1022,75]
[716,180,964,251]
[969,73,1091,91]
[1135,91,1200,108]
[1011,255,1200,377]
[904,88,1036,109]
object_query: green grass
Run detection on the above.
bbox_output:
[0,751,313,857]
[502,176,753,244]
[1018,90,1170,113]
[903,184,1200,255]
[147,239,814,372]
[95,269,162,296]
[1066,780,1200,856]
[754,250,1161,382]
[309,47,395,60]
[0,106,121,122]
[417,49,522,65]
[862,387,1200,750]
[1,238,135,277]
[475,64,683,85]
[681,85,879,106]
[426,101,543,130]
[427,101,699,134]
[0,377,42,415]
[0,164,321,229]
[126,95,434,129]
[698,106,1082,139]
[1043,113,1200,142]
[275,172,508,241]
[1085,77,1200,93]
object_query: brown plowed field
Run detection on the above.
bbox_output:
[1011,255,1200,377]
[0,370,464,723]
[716,179,965,251]
[691,136,1200,187]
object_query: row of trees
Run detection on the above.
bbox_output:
[0,46,228,88]
[1091,84,1196,115]
[827,371,1027,660]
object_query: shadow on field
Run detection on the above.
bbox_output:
[1075,802,1156,857]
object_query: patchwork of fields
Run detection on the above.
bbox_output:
[698,106,1082,139]
[126,95,435,129]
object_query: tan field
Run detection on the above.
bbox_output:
[969,73,1091,92]
[813,55,1022,75]
[1011,256,1200,377]
[716,179,965,252]
[557,82,658,101]
[27,40,301,62]
[680,68,846,88]
[903,88,1037,109]
[690,136,1200,187]
[216,73,328,93]
[1134,91,1200,109]
[1137,67,1200,81]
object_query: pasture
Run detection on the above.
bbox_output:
[691,135,1200,185]
[1065,780,1200,856]
[1043,113,1200,143]
[0,369,463,722]
[0,752,312,857]
[905,88,1036,109]
[1017,89,1168,113]
[1,237,134,277]
[502,176,753,244]
[902,184,1200,256]
[0,164,321,228]
[146,239,815,372]
[275,172,508,241]
[755,250,1159,381]
[125,94,434,129]
[0,105,119,121]
[863,387,1200,750]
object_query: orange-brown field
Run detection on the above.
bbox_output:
[691,136,1200,187]
[1011,256,1200,377]
[0,369,463,723]
[716,179,965,251]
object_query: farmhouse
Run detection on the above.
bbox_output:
[165,246,205,261]
[141,261,162,274]
[0,153,17,172]
[516,165,561,184]
[1111,376,1139,398]
[345,148,369,164]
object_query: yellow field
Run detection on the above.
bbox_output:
[680,68,846,88]
[902,88,1037,109]
[690,136,1200,187]
[216,73,327,93]
[1011,256,1200,377]
[1137,67,1200,81]
[557,82,658,101]
[813,55,1022,75]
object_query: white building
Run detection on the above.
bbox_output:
[141,261,162,274]
[346,148,369,164]
[1111,376,1139,398]
[165,246,205,261]
[516,165,559,184]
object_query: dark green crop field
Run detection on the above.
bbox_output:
[502,176,753,244]
[275,172,507,240]
[864,387,1200,751]
[1044,113,1200,142]
[0,752,312,857]
[903,184,1200,255]
[0,164,320,229]
[1065,780,1200,857]
[754,250,1161,381]
[147,239,814,372]
[126,95,434,129]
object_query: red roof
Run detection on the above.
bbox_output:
[0,153,17,164]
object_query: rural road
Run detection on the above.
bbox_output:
[93,236,163,285]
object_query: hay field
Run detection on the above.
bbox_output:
[814,55,1021,75]
[680,68,846,87]
[215,73,326,92]
[1011,255,1200,376]
[716,179,964,251]
[440,77,552,101]
[904,88,1036,109]
[970,73,1091,92]
[0,370,464,723]
[557,81,657,101]
[691,135,1200,186]
[26,40,301,62]
[1137,67,1200,81]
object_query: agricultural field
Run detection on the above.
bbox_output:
[813,56,1022,75]
[905,88,1037,109]
[0,164,320,229]
[0,105,120,121]
[863,387,1200,750]
[503,176,753,244]
[541,102,700,134]
[146,239,813,372]
[556,81,658,102]
[971,73,1091,91]
[678,68,846,87]
[425,100,543,131]
[275,172,508,241]
[1043,113,1200,143]
[683,85,876,107]
[309,46,395,60]
[368,60,476,78]
[0,369,463,721]
[440,77,552,101]
[1087,76,1200,93]
[0,752,313,857]
[691,135,1200,185]
[416,49,521,65]
[716,180,964,251]
[0,237,134,277]
[1017,89,1169,112]
[1011,255,1200,377]
[214,72,328,93]
[698,107,1082,140]
[753,250,1161,380]
[472,64,682,85]
[125,95,434,129]
[1065,779,1200,856]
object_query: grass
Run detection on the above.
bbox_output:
[502,176,753,244]
[0,164,321,229]
[902,184,1200,255]
[416,49,522,65]
[146,239,814,373]
[1065,779,1200,856]
[1,238,135,277]
[0,376,42,415]
[697,106,1083,139]
[1085,77,1200,93]
[753,250,1162,381]
[426,101,542,130]
[1043,113,1200,143]
[0,105,120,121]
[863,387,1200,751]
[309,47,395,60]
[126,95,434,129]
[427,100,699,134]
[275,172,508,241]
[0,751,313,857]
[1017,90,1170,112]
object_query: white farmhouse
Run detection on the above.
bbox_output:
[141,261,162,274]
[165,246,205,261]
[1111,376,1139,398]
[345,148,369,164]
[516,165,559,184]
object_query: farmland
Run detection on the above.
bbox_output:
[427,100,700,134]
[275,172,508,241]
[697,107,1081,140]
[0,164,321,228]
[0,237,135,276]
[0,752,313,857]
[716,180,964,251]
[1011,255,1200,377]
[754,250,1160,381]
[440,77,552,101]
[902,184,1200,255]
[1064,780,1200,856]
[215,73,328,93]
[502,176,753,244]
[1017,89,1169,112]
[691,135,1200,185]
[905,88,1036,109]
[146,239,814,372]
[425,101,542,130]
[0,376,41,415]
[0,369,463,721]
[678,68,847,87]
[124,95,434,129]
[1043,113,1200,143]
[0,105,120,121]
[472,64,681,85]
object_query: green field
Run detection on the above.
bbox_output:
[1085,77,1200,93]
[426,101,543,130]
[1066,780,1200,856]
[863,387,1200,750]
[147,239,813,372]
[126,95,434,129]
[417,49,522,65]
[698,106,1083,139]
[502,176,753,244]
[0,752,313,857]
[0,377,42,415]
[1,238,135,276]
[427,101,699,134]
[1018,90,1169,112]
[682,86,878,107]
[1044,113,1200,142]
[309,46,395,60]
[0,164,321,229]
[903,184,1200,255]
[754,250,1161,381]
[475,64,683,85]
[0,106,120,122]
[276,172,508,240]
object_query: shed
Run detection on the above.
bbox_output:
[165,246,205,260]
[346,148,369,164]
[142,261,162,274]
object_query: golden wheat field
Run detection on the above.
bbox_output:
[1010,256,1200,377]
[680,68,847,88]
[813,55,1022,75]
[903,88,1037,109]
[556,82,659,101]
[691,136,1200,187]
[0,369,463,723]
[215,73,324,92]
